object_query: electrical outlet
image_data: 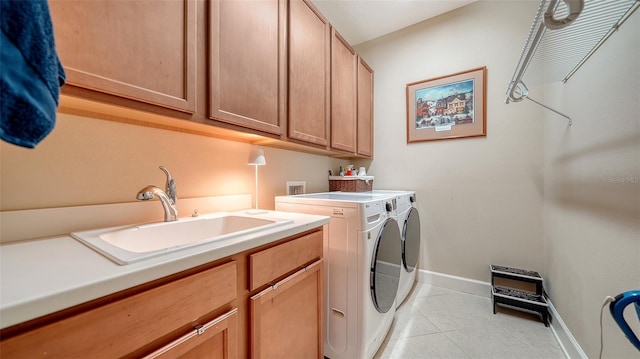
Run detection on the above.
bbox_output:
[286,181,306,195]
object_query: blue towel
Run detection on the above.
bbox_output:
[0,0,66,148]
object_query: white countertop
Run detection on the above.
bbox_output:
[0,210,329,330]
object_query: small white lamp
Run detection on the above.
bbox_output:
[247,148,267,214]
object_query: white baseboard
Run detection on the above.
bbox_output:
[416,269,492,298]
[548,300,588,359]
[416,269,585,358]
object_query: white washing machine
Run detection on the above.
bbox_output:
[275,192,402,359]
[371,191,421,306]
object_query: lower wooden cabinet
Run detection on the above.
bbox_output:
[0,229,324,359]
[250,260,323,359]
[0,261,237,359]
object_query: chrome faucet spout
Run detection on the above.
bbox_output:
[136,166,178,222]
[136,185,178,222]
[159,166,177,205]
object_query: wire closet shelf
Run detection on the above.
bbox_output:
[505,0,639,126]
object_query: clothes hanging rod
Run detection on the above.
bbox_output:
[505,0,549,106]
[505,0,639,126]
[505,0,582,125]
[563,1,639,82]
[506,0,585,102]
[525,97,572,126]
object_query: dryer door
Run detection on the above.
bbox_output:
[402,207,421,272]
[370,218,402,313]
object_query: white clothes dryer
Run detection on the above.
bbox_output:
[371,190,421,306]
[395,192,420,306]
[275,192,402,359]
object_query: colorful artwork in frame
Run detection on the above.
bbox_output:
[406,67,486,143]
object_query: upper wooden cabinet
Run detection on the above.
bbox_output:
[287,0,331,147]
[329,33,374,158]
[49,0,197,113]
[209,0,287,136]
[49,0,373,158]
[357,57,374,157]
[330,30,358,154]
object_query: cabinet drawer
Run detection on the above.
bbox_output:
[0,261,237,358]
[249,230,323,291]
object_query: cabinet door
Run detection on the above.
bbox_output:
[49,0,196,113]
[209,0,286,135]
[143,309,238,359]
[250,260,323,359]
[288,0,330,146]
[357,57,374,157]
[330,30,357,153]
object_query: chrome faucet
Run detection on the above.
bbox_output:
[136,166,178,222]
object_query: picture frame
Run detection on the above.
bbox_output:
[406,66,486,143]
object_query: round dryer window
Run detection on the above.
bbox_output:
[371,218,402,313]
[402,207,421,272]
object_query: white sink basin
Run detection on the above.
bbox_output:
[71,213,292,265]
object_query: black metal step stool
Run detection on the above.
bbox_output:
[490,264,549,326]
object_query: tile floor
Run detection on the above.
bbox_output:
[374,283,566,359]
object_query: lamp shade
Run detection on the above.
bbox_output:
[248,149,266,166]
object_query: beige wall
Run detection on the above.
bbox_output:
[542,10,640,358]
[0,113,341,212]
[355,1,544,282]
[356,0,639,356]
[3,1,638,356]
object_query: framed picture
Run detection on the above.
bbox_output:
[406,66,486,143]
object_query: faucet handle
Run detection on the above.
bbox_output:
[159,166,177,205]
